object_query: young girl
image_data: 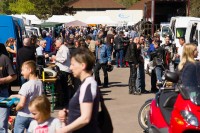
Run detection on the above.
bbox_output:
[28,95,61,133]
[5,38,17,62]
[10,60,43,133]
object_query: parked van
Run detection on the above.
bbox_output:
[0,15,24,49]
[25,26,41,37]
[170,16,200,47]
[159,22,173,44]
[185,20,200,58]
[0,15,26,85]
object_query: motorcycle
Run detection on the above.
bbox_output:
[138,70,200,133]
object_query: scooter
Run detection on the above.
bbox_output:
[138,70,200,133]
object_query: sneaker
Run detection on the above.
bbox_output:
[156,81,162,86]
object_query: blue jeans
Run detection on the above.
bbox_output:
[155,66,163,82]
[136,63,145,91]
[14,115,32,133]
[0,88,10,133]
[115,49,124,67]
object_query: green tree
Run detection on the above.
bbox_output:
[31,0,74,19]
[9,0,36,14]
[190,0,200,17]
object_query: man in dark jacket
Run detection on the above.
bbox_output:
[151,41,165,86]
[17,38,36,85]
[125,38,140,94]
[0,44,17,132]
[114,31,130,68]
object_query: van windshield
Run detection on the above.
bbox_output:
[162,26,173,37]
[176,28,186,38]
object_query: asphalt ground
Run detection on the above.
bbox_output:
[12,67,154,133]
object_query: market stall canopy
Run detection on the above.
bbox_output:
[38,22,62,28]
[65,20,87,27]
[11,14,42,25]
[46,15,75,23]
[85,16,117,25]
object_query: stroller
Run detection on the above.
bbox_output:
[0,97,19,133]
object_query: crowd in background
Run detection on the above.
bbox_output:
[0,23,188,132]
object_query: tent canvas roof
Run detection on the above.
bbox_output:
[85,16,117,24]
[46,15,75,23]
[37,22,62,28]
[65,20,87,27]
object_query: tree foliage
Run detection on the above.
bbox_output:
[9,0,36,14]
[190,0,200,17]
[0,0,74,19]
[31,0,74,19]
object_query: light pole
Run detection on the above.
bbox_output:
[151,0,155,36]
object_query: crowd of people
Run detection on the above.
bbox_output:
[0,24,199,132]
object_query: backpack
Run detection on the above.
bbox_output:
[98,91,113,133]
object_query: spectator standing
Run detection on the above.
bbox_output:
[137,36,148,93]
[52,39,71,107]
[10,61,43,133]
[178,43,199,87]
[125,37,139,94]
[17,38,36,85]
[0,45,17,133]
[44,32,53,53]
[151,41,165,88]
[175,37,185,67]
[57,48,100,133]
[5,38,17,63]
[94,39,111,88]
[162,36,176,71]
[114,31,130,68]
[36,40,46,56]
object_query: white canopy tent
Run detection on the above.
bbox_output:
[11,14,42,25]
[85,16,117,25]
[22,15,42,25]
[46,15,75,23]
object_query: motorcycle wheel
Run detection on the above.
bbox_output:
[138,100,152,131]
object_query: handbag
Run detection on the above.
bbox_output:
[98,92,113,133]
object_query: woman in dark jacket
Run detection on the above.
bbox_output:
[178,43,200,87]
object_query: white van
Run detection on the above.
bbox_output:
[185,20,200,59]
[25,26,41,37]
[185,20,200,44]
[170,16,200,47]
[159,22,173,44]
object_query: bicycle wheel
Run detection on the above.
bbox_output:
[138,100,152,130]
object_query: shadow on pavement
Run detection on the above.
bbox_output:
[108,82,121,85]
[103,98,114,101]
[109,84,128,87]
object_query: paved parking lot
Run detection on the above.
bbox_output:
[12,67,154,133]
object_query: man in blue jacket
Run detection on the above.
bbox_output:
[94,39,112,88]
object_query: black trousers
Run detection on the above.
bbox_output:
[56,71,71,108]
[129,62,137,93]
[94,62,108,86]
